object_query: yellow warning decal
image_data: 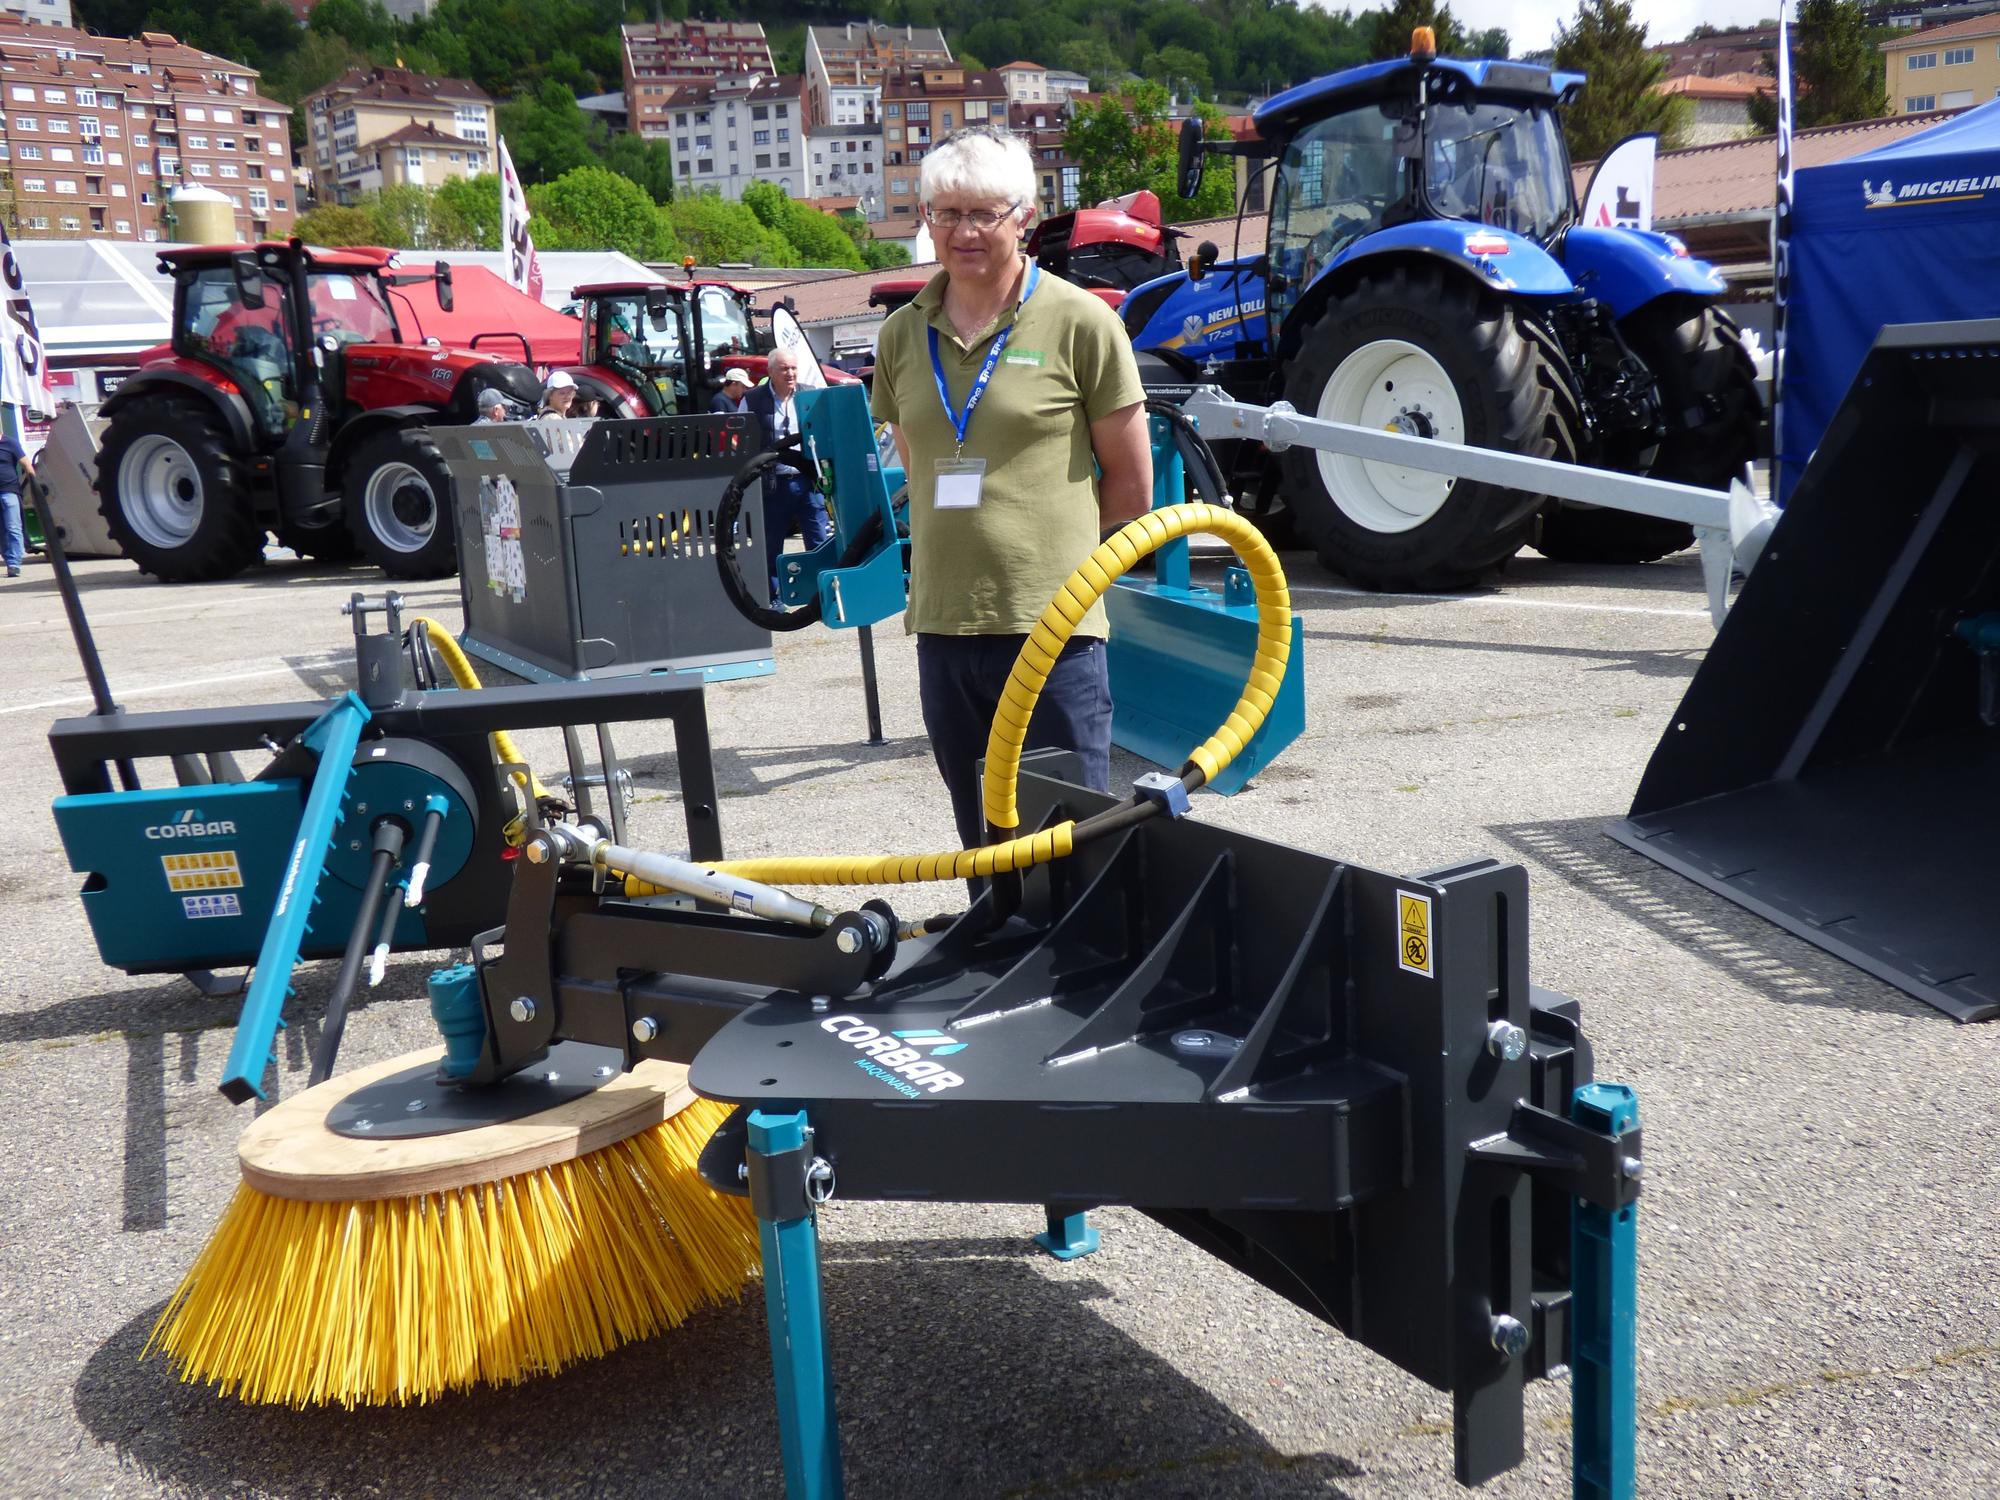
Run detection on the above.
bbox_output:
[162,849,244,893]
[1397,889,1433,977]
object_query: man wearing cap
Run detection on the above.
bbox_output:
[474,388,510,423]
[710,368,752,414]
[539,370,578,417]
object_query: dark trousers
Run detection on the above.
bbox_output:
[762,468,832,596]
[916,632,1113,852]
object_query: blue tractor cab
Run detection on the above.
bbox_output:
[1128,30,1759,589]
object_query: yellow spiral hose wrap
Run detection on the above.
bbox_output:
[406,616,555,809]
[626,502,1291,892]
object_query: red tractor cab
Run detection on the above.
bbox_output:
[1026,189,1184,298]
[561,275,855,417]
[96,241,543,581]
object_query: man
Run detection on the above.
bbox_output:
[473,387,510,424]
[539,370,578,418]
[742,349,833,600]
[0,424,33,579]
[709,367,752,415]
[870,125,1151,856]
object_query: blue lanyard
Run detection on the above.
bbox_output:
[927,262,1040,456]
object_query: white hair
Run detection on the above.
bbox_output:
[767,347,797,371]
[919,126,1036,211]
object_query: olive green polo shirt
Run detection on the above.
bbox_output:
[871,264,1146,637]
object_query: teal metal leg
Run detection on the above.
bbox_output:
[219,693,370,1102]
[1033,1207,1100,1261]
[1571,1083,1640,1500]
[748,1109,844,1500]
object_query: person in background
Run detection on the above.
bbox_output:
[0,426,34,579]
[870,124,1151,856]
[572,395,602,419]
[539,369,578,418]
[743,348,832,599]
[710,367,752,415]
[473,387,510,424]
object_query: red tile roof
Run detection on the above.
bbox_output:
[1880,11,2000,48]
[369,119,482,150]
[1655,70,1770,100]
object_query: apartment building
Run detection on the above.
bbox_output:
[804,22,951,127]
[879,65,1007,219]
[623,20,774,139]
[807,121,884,217]
[1882,11,2000,112]
[0,22,294,242]
[665,73,806,201]
[303,66,494,206]
[3,0,69,28]
[1008,102,1079,219]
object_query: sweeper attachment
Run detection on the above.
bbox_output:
[1611,320,2000,1021]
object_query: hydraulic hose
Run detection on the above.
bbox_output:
[404,615,556,806]
[621,502,1290,892]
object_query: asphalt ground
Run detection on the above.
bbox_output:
[2,531,1998,1500]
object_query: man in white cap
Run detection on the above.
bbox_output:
[710,367,752,414]
[539,369,578,417]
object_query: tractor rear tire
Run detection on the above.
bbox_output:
[1533,302,1757,566]
[96,396,263,582]
[1280,266,1574,591]
[343,427,457,579]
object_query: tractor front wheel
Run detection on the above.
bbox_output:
[96,397,262,582]
[343,427,457,578]
[1280,266,1574,591]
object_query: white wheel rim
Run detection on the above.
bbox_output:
[363,460,436,553]
[119,434,204,549]
[1316,339,1465,533]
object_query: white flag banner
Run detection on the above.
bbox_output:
[911,222,936,265]
[1772,0,1795,484]
[0,219,53,418]
[499,138,544,303]
[1581,133,1658,232]
[770,303,827,388]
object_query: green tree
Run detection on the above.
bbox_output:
[433,173,502,249]
[861,238,913,270]
[1065,81,1236,222]
[1143,44,1213,101]
[1553,0,1689,161]
[1746,0,1885,132]
[527,165,672,258]
[1057,35,1125,91]
[306,0,396,53]
[371,182,481,248]
[1367,0,1464,61]
[1468,27,1511,58]
[292,201,385,246]
[742,181,867,270]
[497,82,598,187]
[665,192,796,266]
[599,133,678,205]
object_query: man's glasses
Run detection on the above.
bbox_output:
[926,204,1020,232]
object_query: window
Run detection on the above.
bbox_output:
[680,158,692,175]
[143,228,158,241]
[754,129,770,145]
[1941,88,1974,108]
[189,162,210,177]
[41,88,63,102]
[77,88,95,106]
[28,216,48,229]
[272,167,287,182]
[249,188,267,210]
[46,117,67,134]
[20,177,42,191]
[676,111,687,126]
[185,105,205,120]
[1907,94,1937,111]
[777,127,790,142]
[134,132,148,146]
[213,107,232,123]
[111,183,126,196]
[15,117,34,131]
[1944,47,1974,66]
[695,134,711,149]
[755,152,770,168]
[847,140,857,153]
[677,136,688,152]
[137,161,152,175]
[752,104,768,120]
[698,158,713,173]
[907,103,929,121]
[9,87,31,102]
[49,146,70,161]
[18,144,40,160]
[219,162,239,178]
[115,219,130,233]
[268,141,283,155]
[188,135,207,149]
[105,124,119,139]
[55,177,77,193]
[1061,165,1080,207]
[59,215,79,230]
[778,152,791,167]
[775,104,788,119]
[217,137,235,151]
[275,197,288,210]
[83,144,102,164]
[1908,52,1937,70]
[406,150,422,169]
[886,103,900,118]
[942,111,953,128]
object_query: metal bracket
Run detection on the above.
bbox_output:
[1467,1101,1643,1212]
[746,1133,815,1222]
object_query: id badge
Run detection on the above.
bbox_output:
[933,457,986,510]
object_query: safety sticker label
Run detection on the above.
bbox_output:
[181,892,243,920]
[162,849,244,892]
[1396,889,1433,978]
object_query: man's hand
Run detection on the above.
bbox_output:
[1090,401,1153,530]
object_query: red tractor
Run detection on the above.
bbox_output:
[97,240,543,581]
[558,273,856,416]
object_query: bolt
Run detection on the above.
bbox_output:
[737,1162,749,1183]
[1621,1155,1645,1182]
[1490,1314,1530,1360]
[509,996,536,1024]
[632,1016,659,1043]
[523,838,549,865]
[1485,1020,1527,1062]
[405,1099,425,1113]
[356,802,368,815]
[349,839,362,852]
[542,1070,560,1084]
[810,995,831,1013]
[595,1065,615,1078]
[403,800,415,811]
[834,927,861,955]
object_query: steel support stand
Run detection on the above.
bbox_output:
[1570,1083,1639,1500]
[856,625,885,746]
[747,1109,844,1500]
[1033,1207,1100,1261]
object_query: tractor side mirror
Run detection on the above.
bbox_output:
[231,251,267,310]
[1177,116,1206,201]
[1188,240,1221,283]
[434,261,454,314]
[647,299,671,332]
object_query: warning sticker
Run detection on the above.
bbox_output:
[1396,889,1433,977]
[181,892,243,920]
[162,849,244,892]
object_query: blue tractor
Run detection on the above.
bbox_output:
[1126,31,1760,589]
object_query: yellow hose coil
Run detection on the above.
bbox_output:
[625,502,1291,891]
[406,617,555,806]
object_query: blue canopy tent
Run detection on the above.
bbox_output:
[1780,100,2000,503]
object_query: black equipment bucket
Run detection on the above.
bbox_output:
[1610,320,2000,1021]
